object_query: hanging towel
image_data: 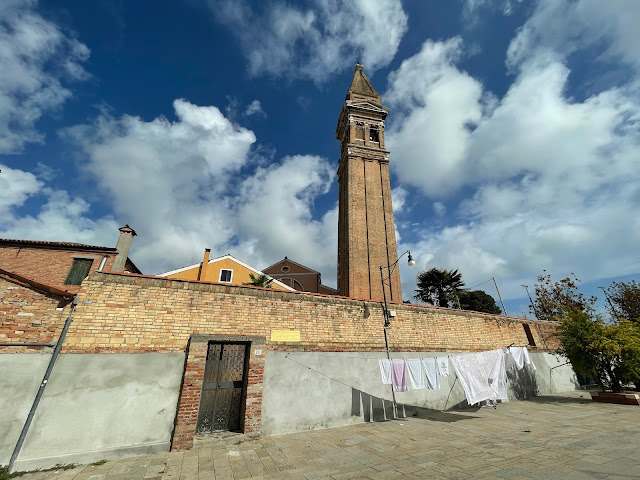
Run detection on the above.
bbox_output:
[450,349,507,405]
[379,358,392,384]
[391,359,408,392]
[522,347,536,371]
[508,347,537,371]
[488,350,508,400]
[406,359,426,390]
[437,357,451,377]
[421,358,440,390]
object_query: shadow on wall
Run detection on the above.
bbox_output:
[350,389,478,423]
[507,366,539,400]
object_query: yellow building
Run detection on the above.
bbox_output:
[157,249,295,292]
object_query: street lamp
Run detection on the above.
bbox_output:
[380,250,414,327]
[379,250,414,418]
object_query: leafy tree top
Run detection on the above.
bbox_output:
[243,273,273,288]
[414,267,465,308]
[459,290,502,315]
[606,280,640,324]
[531,271,596,321]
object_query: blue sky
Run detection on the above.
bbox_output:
[1,0,639,317]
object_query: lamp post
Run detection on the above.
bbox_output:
[379,250,415,418]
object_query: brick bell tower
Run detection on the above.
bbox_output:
[336,63,402,302]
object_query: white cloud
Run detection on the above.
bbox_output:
[391,187,407,213]
[463,0,523,18]
[387,1,640,301]
[245,100,266,118]
[0,0,90,154]
[0,188,119,246]
[207,0,408,82]
[0,164,42,218]
[433,202,446,217]
[507,0,640,73]
[386,38,484,196]
[53,99,336,277]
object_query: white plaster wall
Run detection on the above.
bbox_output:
[261,351,579,436]
[0,354,51,465]
[5,353,184,471]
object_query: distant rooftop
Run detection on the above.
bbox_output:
[0,238,117,252]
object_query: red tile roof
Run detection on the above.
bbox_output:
[0,268,75,300]
[0,238,117,252]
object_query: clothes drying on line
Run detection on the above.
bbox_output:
[378,358,392,385]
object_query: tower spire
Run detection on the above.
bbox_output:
[347,63,381,102]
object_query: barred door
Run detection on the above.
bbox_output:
[196,343,248,433]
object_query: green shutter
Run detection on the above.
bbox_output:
[64,258,94,285]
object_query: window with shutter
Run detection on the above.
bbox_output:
[64,258,94,285]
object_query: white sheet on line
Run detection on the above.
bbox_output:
[421,357,440,390]
[507,346,536,371]
[405,359,426,389]
[450,349,508,405]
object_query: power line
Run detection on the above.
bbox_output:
[467,278,494,290]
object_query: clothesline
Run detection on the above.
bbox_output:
[378,345,537,409]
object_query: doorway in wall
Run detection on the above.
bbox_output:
[195,342,249,433]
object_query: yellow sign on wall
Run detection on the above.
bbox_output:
[270,330,301,342]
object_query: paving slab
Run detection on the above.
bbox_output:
[12,391,640,479]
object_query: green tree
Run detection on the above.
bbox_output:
[458,290,502,315]
[556,310,640,393]
[531,271,596,321]
[606,280,640,323]
[414,268,465,307]
[243,273,273,288]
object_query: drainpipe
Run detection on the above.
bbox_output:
[9,297,78,472]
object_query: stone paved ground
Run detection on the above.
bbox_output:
[16,392,640,480]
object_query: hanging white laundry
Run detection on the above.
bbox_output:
[488,350,508,400]
[391,359,408,392]
[508,347,536,371]
[378,358,392,384]
[436,357,451,377]
[450,349,507,405]
[421,358,440,390]
[405,359,426,390]
[522,347,536,371]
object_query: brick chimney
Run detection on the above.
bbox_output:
[198,248,211,281]
[112,225,137,272]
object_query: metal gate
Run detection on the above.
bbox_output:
[196,342,249,433]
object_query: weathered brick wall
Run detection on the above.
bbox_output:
[0,277,69,351]
[172,335,266,450]
[61,272,557,354]
[0,246,116,293]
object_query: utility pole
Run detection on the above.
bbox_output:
[493,277,508,315]
[522,285,538,320]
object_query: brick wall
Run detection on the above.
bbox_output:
[61,272,557,354]
[172,335,266,450]
[0,246,117,294]
[0,277,69,352]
